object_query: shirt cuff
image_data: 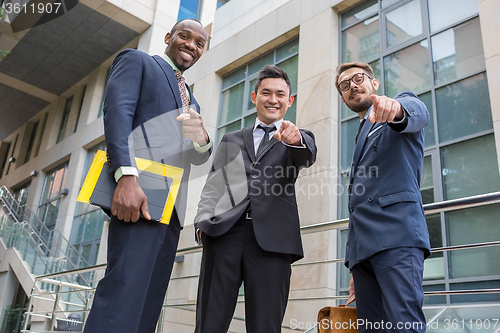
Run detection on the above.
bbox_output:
[193,135,213,153]
[114,166,139,183]
[391,108,408,124]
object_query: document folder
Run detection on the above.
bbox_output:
[77,150,184,224]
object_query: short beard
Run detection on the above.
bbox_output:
[345,97,373,113]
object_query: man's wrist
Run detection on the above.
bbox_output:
[114,166,139,182]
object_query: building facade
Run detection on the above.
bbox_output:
[1,0,499,331]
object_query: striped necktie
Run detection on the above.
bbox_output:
[175,71,190,113]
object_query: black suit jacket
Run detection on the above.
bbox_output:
[195,125,317,262]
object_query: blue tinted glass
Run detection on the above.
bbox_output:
[178,0,199,20]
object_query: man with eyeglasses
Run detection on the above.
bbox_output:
[336,62,431,332]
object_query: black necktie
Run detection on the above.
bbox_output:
[256,124,276,156]
[355,118,367,144]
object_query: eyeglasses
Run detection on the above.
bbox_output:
[338,73,373,92]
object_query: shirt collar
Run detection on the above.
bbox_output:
[161,54,181,73]
[254,118,282,131]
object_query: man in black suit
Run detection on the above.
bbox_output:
[194,65,317,333]
[83,19,211,333]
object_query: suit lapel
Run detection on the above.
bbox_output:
[152,55,183,110]
[349,113,375,183]
[242,126,256,163]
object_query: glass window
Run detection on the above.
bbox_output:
[217,120,241,144]
[450,280,500,303]
[423,284,446,305]
[24,121,39,164]
[418,92,435,147]
[424,214,444,281]
[341,118,360,171]
[277,55,298,95]
[57,96,73,143]
[420,156,434,204]
[342,16,380,63]
[341,0,378,28]
[428,0,479,33]
[74,85,87,133]
[276,39,300,63]
[178,0,200,20]
[248,53,274,77]
[431,18,485,86]
[220,82,245,125]
[436,72,493,143]
[446,204,500,279]
[441,134,500,200]
[384,40,431,97]
[385,0,423,48]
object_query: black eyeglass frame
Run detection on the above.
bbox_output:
[337,73,373,92]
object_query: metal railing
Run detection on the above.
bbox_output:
[0,186,92,281]
[19,191,500,332]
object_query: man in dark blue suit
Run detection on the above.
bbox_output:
[336,62,431,332]
[83,19,211,333]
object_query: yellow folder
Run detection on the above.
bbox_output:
[77,150,184,225]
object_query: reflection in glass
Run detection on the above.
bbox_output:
[424,215,444,281]
[247,78,257,110]
[341,118,360,170]
[446,204,500,279]
[381,0,399,8]
[244,113,257,128]
[423,284,446,305]
[217,120,241,144]
[431,18,485,85]
[284,96,296,123]
[276,38,299,63]
[342,16,380,63]
[418,92,435,147]
[385,0,423,48]
[384,41,431,97]
[222,67,246,90]
[441,135,500,200]
[341,0,378,28]
[339,229,350,288]
[420,156,434,204]
[339,173,350,219]
[436,73,492,143]
[450,280,500,303]
[428,0,479,33]
[248,52,274,77]
[277,55,298,95]
[220,82,244,125]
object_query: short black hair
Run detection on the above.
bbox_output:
[254,65,292,96]
[170,19,203,34]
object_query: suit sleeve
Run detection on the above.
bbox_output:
[390,91,430,134]
[103,49,143,174]
[288,129,317,169]
[194,135,228,227]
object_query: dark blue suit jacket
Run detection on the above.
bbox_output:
[345,91,431,269]
[103,49,211,226]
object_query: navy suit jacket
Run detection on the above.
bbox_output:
[103,49,211,226]
[345,91,431,269]
[195,126,317,262]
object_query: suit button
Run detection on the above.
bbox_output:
[368,197,373,202]
[371,169,377,176]
[373,145,377,151]
[349,206,355,213]
[246,195,250,199]
[349,184,353,190]
[252,175,258,179]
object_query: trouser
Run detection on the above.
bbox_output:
[351,247,426,333]
[83,213,181,333]
[195,217,292,333]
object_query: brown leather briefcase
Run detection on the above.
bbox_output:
[317,296,358,333]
